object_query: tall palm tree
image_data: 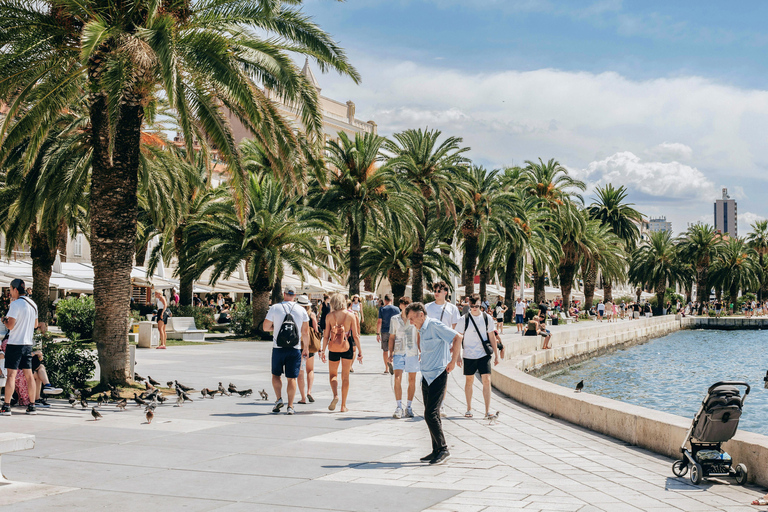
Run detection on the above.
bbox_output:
[580,220,626,309]
[587,184,642,302]
[629,230,686,308]
[554,205,589,309]
[522,158,586,302]
[313,132,412,297]
[710,238,761,308]
[678,224,724,307]
[747,220,768,300]
[0,0,358,384]
[384,128,470,302]
[457,166,513,295]
[185,176,335,333]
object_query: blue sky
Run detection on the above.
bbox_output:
[301,1,768,235]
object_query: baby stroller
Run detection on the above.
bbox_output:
[672,381,750,485]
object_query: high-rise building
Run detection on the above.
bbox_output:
[648,216,672,233]
[714,188,737,237]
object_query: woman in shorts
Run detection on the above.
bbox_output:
[494,297,507,334]
[320,294,362,412]
[154,291,169,349]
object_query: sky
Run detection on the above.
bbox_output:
[299,0,768,235]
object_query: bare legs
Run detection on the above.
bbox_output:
[297,360,307,403]
[4,368,35,405]
[465,373,493,416]
[271,374,296,407]
[328,358,353,412]
[157,320,167,348]
[306,355,315,398]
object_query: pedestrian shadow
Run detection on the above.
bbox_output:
[322,461,423,470]
[664,476,710,491]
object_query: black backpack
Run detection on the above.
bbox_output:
[276,304,301,348]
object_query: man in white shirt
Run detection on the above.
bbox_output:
[1,279,39,416]
[456,295,500,419]
[597,300,605,322]
[514,297,526,334]
[388,296,419,419]
[263,286,309,415]
[425,281,460,328]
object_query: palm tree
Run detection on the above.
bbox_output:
[314,132,412,297]
[385,128,470,302]
[0,0,358,384]
[554,205,589,309]
[629,231,686,308]
[587,184,642,302]
[457,166,514,295]
[710,238,761,309]
[522,158,586,302]
[747,220,768,300]
[678,224,724,308]
[580,220,626,309]
[185,176,335,333]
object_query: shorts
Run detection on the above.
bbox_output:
[392,354,419,373]
[271,347,301,378]
[32,354,42,373]
[329,341,354,361]
[380,332,390,350]
[496,317,504,323]
[633,311,640,319]
[463,355,492,376]
[515,314,524,324]
[156,309,170,323]
[4,344,32,370]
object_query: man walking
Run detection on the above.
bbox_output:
[263,286,309,415]
[406,302,462,465]
[388,297,419,419]
[457,296,500,419]
[426,282,461,328]
[515,297,526,334]
[376,295,400,374]
[1,279,39,416]
[597,300,605,322]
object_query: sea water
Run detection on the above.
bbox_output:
[543,329,768,436]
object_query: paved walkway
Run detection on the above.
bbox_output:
[0,335,763,511]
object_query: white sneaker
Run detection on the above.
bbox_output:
[440,407,447,418]
[405,407,414,418]
[286,406,295,415]
[42,385,63,395]
[393,407,403,419]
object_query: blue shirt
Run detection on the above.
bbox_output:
[378,304,400,332]
[418,317,459,384]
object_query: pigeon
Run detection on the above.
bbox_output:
[218,382,230,396]
[175,380,193,392]
[156,394,167,404]
[133,393,147,406]
[80,398,88,409]
[237,389,254,397]
[110,389,121,401]
[179,390,193,402]
[148,376,161,387]
[145,407,154,424]
[486,411,500,425]
[201,388,208,398]
[146,400,157,410]
[116,399,127,410]
[228,383,238,394]
[166,381,174,388]
[91,407,102,421]
[202,388,216,399]
[175,395,184,407]
[68,394,77,407]
[575,380,584,393]
[134,373,145,383]
[144,389,159,401]
[258,389,268,400]
[145,381,154,390]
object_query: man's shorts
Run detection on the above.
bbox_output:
[463,355,492,376]
[392,354,419,373]
[515,314,524,324]
[271,347,301,378]
[4,344,32,370]
[380,332,390,350]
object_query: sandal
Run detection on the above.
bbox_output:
[297,400,307,405]
[752,499,768,506]
[307,394,314,403]
[464,411,473,418]
[329,397,338,411]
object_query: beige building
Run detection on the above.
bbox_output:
[714,188,737,237]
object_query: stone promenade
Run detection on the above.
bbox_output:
[0,334,763,511]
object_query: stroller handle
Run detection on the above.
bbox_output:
[707,381,750,406]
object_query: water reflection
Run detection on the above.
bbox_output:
[543,329,768,436]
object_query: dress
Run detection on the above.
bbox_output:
[1,337,31,406]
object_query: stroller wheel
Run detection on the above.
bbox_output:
[690,463,703,485]
[672,460,688,477]
[735,464,748,485]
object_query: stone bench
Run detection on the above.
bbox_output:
[0,433,35,481]
[166,317,207,342]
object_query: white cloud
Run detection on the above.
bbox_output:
[644,142,693,162]
[740,212,767,235]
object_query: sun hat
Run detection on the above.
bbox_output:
[296,295,310,306]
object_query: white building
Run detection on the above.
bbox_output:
[714,188,737,237]
[648,216,672,233]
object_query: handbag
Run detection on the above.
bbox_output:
[308,327,322,354]
[467,313,494,357]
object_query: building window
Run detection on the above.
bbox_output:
[74,234,83,257]
[723,208,727,234]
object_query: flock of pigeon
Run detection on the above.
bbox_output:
[68,373,269,425]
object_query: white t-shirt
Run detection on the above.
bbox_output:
[390,315,418,357]
[265,301,309,349]
[494,305,504,318]
[7,296,38,346]
[515,302,526,315]
[425,301,460,327]
[597,303,605,312]
[456,312,493,360]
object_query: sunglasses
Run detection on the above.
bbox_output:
[470,305,481,309]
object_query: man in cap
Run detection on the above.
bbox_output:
[1,279,39,416]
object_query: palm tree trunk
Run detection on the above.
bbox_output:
[656,278,666,312]
[532,262,546,303]
[271,276,282,305]
[696,266,709,303]
[29,223,56,332]
[583,260,597,310]
[479,267,489,302]
[90,96,143,386]
[686,282,693,304]
[348,221,362,297]
[603,280,612,303]
[250,264,273,336]
[388,267,409,304]
[174,224,193,306]
[57,221,68,262]
[729,285,738,311]
[179,277,194,307]
[462,231,478,296]
[503,250,517,322]
[558,263,577,310]
[410,206,429,303]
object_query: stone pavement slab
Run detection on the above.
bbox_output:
[0,336,764,511]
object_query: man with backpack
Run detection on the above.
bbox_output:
[263,286,309,415]
[456,295,500,419]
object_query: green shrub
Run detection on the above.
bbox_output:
[361,303,378,334]
[423,292,435,304]
[736,292,757,310]
[230,299,253,335]
[55,296,95,343]
[168,305,215,330]
[39,332,97,394]
[131,302,156,317]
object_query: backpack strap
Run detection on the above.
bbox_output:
[19,296,38,315]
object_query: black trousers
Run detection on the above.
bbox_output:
[422,370,448,454]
